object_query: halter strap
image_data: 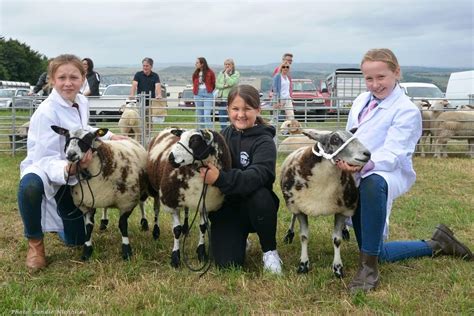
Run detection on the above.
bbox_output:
[311,135,357,164]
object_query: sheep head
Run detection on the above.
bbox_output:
[51,125,108,162]
[304,130,371,167]
[168,129,216,167]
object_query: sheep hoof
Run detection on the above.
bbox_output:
[171,250,180,268]
[342,227,350,241]
[152,225,160,240]
[99,219,109,231]
[196,244,208,262]
[81,245,93,261]
[297,261,309,274]
[283,230,295,244]
[333,263,344,278]
[140,218,149,231]
[122,244,132,260]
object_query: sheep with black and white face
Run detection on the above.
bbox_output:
[280,130,371,277]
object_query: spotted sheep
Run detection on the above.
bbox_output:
[146,128,231,268]
[51,126,148,261]
[280,130,371,277]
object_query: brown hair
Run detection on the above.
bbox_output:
[361,48,400,73]
[48,54,85,80]
[228,84,267,125]
[193,57,211,79]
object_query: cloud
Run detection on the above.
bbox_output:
[1,0,472,67]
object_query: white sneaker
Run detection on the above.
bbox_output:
[263,250,283,274]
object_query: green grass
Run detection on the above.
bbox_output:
[0,154,473,314]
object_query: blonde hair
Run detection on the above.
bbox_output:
[224,58,235,68]
[48,54,85,80]
[361,48,400,73]
[279,62,290,73]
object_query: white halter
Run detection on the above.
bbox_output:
[311,135,357,164]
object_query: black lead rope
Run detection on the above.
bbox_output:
[55,149,104,221]
[182,165,213,277]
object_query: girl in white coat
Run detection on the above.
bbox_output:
[337,48,472,293]
[18,54,126,272]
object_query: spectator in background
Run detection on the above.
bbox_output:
[81,58,101,96]
[272,53,293,76]
[192,57,215,129]
[130,57,164,124]
[272,62,294,122]
[215,58,240,131]
[29,59,53,96]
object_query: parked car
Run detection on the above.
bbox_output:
[178,88,195,107]
[0,88,32,108]
[88,84,169,120]
[399,82,445,99]
[291,79,327,121]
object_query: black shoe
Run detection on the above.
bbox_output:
[426,224,473,261]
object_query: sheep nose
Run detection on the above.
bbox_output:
[67,151,79,162]
[363,151,371,160]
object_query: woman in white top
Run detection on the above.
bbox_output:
[18,54,126,272]
[271,62,294,122]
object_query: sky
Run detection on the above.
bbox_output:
[1,0,473,69]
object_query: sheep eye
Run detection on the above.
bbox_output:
[330,135,341,145]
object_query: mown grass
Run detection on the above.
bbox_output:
[0,154,473,315]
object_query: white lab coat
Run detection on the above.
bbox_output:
[346,85,422,237]
[20,88,112,232]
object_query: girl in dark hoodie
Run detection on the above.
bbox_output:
[200,84,282,274]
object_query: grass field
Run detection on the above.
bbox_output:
[0,153,473,314]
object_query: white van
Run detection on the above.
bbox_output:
[445,70,474,107]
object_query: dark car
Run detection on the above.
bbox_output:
[178,88,195,107]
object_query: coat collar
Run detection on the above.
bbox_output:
[356,85,404,125]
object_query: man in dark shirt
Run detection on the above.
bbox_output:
[130,57,164,127]
[130,57,162,102]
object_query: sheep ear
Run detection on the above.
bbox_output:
[201,129,214,145]
[51,125,69,137]
[170,128,184,138]
[95,128,109,137]
[303,130,319,141]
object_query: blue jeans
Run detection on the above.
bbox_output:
[18,173,86,245]
[194,88,214,129]
[352,174,432,262]
[216,101,228,131]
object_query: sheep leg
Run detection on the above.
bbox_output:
[152,197,160,240]
[99,208,109,231]
[468,138,474,158]
[170,210,182,268]
[138,200,148,231]
[283,214,297,244]
[182,207,190,235]
[196,211,209,262]
[332,213,346,278]
[296,213,310,274]
[119,210,133,260]
[81,209,96,261]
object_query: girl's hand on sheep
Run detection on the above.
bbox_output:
[200,163,219,185]
[335,159,362,173]
[65,150,94,176]
[111,134,129,140]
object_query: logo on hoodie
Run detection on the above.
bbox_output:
[240,151,250,168]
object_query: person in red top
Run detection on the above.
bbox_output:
[192,57,216,129]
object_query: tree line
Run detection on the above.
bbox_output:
[0,37,48,85]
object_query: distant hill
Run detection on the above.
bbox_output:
[96,63,471,92]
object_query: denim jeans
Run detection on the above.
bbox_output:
[215,101,228,131]
[18,173,85,245]
[194,88,214,129]
[352,174,432,262]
